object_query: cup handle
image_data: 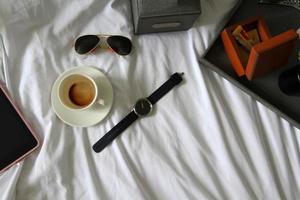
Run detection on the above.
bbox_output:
[97,98,105,106]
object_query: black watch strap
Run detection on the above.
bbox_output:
[147,72,183,105]
[92,111,139,153]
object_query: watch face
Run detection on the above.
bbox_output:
[134,98,152,116]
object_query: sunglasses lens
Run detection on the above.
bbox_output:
[107,36,132,56]
[74,35,99,54]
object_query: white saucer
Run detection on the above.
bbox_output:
[51,66,113,127]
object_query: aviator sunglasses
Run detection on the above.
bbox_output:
[74,35,132,56]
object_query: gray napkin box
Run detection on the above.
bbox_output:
[131,0,201,34]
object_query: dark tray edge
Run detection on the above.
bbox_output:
[199,58,300,130]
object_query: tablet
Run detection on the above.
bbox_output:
[0,84,40,173]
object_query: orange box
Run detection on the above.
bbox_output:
[221,16,298,80]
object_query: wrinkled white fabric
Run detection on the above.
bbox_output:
[0,0,299,199]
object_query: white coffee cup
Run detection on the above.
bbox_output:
[58,73,105,111]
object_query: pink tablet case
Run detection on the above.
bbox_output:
[0,83,40,174]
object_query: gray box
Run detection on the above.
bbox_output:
[131,0,201,34]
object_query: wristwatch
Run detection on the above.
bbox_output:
[92,72,184,153]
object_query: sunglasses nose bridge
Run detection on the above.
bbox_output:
[97,36,110,49]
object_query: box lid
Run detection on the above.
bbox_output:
[245,29,298,79]
[136,0,201,18]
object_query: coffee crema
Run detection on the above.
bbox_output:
[68,81,95,106]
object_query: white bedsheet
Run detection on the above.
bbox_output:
[0,0,299,199]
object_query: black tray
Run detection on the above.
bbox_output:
[205,0,300,129]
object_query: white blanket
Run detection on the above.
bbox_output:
[0,0,299,199]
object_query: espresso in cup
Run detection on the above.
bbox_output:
[69,78,95,106]
[58,73,105,110]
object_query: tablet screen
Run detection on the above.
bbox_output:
[0,86,39,171]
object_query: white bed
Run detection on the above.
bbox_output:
[0,0,299,199]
